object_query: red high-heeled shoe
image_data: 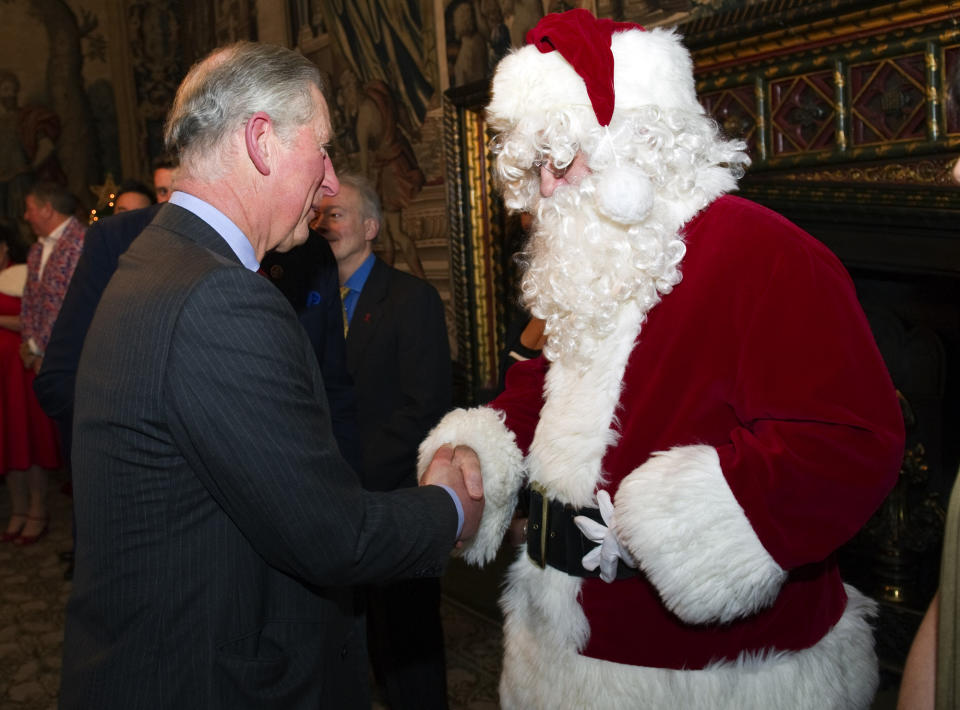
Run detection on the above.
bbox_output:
[1,515,26,543]
[14,516,48,546]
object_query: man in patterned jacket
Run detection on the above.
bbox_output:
[16,180,84,543]
[418,10,904,709]
[20,181,85,376]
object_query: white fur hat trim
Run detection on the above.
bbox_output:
[488,26,703,132]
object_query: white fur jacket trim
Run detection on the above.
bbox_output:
[615,444,787,624]
[499,583,879,709]
[417,406,525,564]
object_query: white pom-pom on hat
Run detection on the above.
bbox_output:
[596,165,655,224]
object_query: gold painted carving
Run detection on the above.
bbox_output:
[693,2,959,73]
[779,157,959,185]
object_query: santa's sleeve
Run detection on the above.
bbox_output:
[418,356,547,564]
[614,230,904,625]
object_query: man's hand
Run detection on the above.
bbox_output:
[19,341,37,370]
[420,444,484,544]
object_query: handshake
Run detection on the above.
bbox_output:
[420,444,484,545]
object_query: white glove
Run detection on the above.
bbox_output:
[574,489,638,583]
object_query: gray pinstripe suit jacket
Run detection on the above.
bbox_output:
[60,204,457,709]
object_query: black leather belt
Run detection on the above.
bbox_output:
[526,484,637,580]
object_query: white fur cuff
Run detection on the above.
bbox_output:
[418,407,526,565]
[615,445,787,624]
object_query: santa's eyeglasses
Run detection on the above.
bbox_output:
[531,154,571,179]
[486,134,577,181]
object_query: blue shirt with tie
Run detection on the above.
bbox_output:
[341,252,376,324]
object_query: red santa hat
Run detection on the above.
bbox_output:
[487,9,704,132]
[487,10,707,224]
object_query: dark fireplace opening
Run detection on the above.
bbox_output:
[740,186,960,673]
[838,266,960,672]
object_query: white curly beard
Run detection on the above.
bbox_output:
[520,175,686,369]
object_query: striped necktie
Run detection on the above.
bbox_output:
[339,285,350,336]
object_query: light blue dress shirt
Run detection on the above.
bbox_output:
[168,191,260,272]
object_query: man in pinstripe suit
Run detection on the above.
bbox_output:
[59,42,482,710]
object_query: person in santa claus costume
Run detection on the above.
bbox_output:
[419,8,906,710]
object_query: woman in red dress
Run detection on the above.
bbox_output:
[0,220,61,544]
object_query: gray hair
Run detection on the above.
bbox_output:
[164,42,323,169]
[338,173,382,229]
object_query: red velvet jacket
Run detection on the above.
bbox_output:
[490,195,904,669]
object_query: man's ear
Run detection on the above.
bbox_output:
[364,218,380,242]
[245,111,273,176]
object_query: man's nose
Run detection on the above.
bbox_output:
[321,157,340,197]
[540,166,560,198]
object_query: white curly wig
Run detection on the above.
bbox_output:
[487,24,750,367]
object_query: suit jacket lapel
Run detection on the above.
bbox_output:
[149,203,244,266]
[345,256,388,369]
